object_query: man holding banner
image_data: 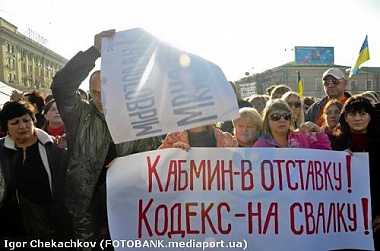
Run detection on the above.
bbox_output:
[52,25,240,249]
[51,30,161,249]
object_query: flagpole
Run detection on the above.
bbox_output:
[367,62,369,90]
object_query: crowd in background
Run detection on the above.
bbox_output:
[0,29,379,251]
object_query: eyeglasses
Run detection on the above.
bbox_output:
[269,112,292,121]
[323,79,342,87]
[287,101,302,108]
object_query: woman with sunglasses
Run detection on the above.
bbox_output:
[253,99,331,149]
[281,91,304,129]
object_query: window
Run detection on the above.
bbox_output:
[5,43,15,53]
[5,57,15,69]
[11,59,15,69]
[366,80,372,90]
[350,80,357,92]
[315,78,323,91]
[8,74,15,83]
[21,50,26,60]
[375,81,380,91]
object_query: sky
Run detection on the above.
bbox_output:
[1,0,379,90]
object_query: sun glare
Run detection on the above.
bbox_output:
[179,53,191,68]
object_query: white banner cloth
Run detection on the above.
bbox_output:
[107,148,374,251]
[101,28,239,143]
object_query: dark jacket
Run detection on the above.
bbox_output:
[51,46,159,219]
[304,92,351,123]
[0,129,69,239]
[332,132,380,223]
[370,103,380,219]
[0,128,68,207]
[331,102,380,215]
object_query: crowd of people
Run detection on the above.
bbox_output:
[0,29,380,250]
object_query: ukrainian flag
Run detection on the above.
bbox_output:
[349,35,370,78]
[297,70,303,98]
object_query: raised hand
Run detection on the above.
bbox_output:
[94,29,116,52]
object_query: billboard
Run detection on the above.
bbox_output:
[295,46,334,65]
[239,82,257,99]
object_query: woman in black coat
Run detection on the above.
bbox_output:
[331,95,380,249]
[0,101,71,244]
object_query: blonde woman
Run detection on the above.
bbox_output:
[321,99,343,135]
[232,107,263,147]
[253,99,331,149]
[281,91,304,129]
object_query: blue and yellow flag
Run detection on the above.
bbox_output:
[349,35,370,78]
[297,70,303,98]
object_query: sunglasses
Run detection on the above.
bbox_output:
[287,101,302,108]
[269,112,292,121]
[323,79,342,87]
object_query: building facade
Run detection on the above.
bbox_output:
[0,17,67,91]
[238,64,380,99]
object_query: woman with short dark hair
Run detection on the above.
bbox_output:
[331,96,380,249]
[0,100,71,242]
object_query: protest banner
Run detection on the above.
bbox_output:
[100,28,239,144]
[107,148,374,250]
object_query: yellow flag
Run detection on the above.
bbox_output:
[297,71,303,98]
[349,35,370,78]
